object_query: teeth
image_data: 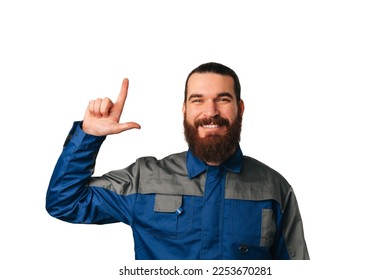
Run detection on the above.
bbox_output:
[203,124,219,129]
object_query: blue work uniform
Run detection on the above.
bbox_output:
[46,122,309,260]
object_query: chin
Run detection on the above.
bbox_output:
[198,130,227,138]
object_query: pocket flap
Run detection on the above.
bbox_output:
[154,194,182,213]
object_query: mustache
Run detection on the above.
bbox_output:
[194,116,230,128]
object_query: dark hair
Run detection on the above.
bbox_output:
[184,62,241,103]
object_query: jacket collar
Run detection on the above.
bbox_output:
[186,146,243,179]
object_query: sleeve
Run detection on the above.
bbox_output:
[274,186,310,260]
[45,121,137,225]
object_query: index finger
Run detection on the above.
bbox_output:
[115,78,129,108]
[111,78,129,119]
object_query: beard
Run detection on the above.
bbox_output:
[183,113,242,164]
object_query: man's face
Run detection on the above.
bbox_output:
[183,72,244,164]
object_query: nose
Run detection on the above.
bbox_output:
[203,100,219,118]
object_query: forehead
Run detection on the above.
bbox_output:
[187,73,235,96]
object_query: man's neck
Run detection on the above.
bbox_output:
[204,147,237,166]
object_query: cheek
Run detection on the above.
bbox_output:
[184,113,194,124]
[221,109,238,123]
[184,108,200,123]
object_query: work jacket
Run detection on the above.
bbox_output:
[46,122,309,260]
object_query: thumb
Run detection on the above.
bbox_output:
[114,121,141,134]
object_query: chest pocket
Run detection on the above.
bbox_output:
[232,200,276,247]
[144,194,193,239]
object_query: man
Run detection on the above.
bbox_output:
[46,62,309,260]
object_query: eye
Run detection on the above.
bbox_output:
[217,97,231,103]
[191,98,203,103]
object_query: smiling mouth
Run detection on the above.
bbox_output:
[196,116,229,129]
[202,124,221,129]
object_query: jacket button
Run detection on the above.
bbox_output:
[239,244,249,254]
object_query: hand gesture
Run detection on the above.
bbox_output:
[82,78,141,136]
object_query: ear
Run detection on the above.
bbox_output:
[238,99,245,117]
[182,103,186,116]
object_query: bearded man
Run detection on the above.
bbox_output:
[46,62,309,260]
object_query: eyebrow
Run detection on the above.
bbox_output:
[188,92,234,101]
[216,92,234,99]
[188,93,203,101]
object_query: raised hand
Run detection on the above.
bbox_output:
[82,78,141,136]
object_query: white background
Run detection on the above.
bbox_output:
[1,0,390,279]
